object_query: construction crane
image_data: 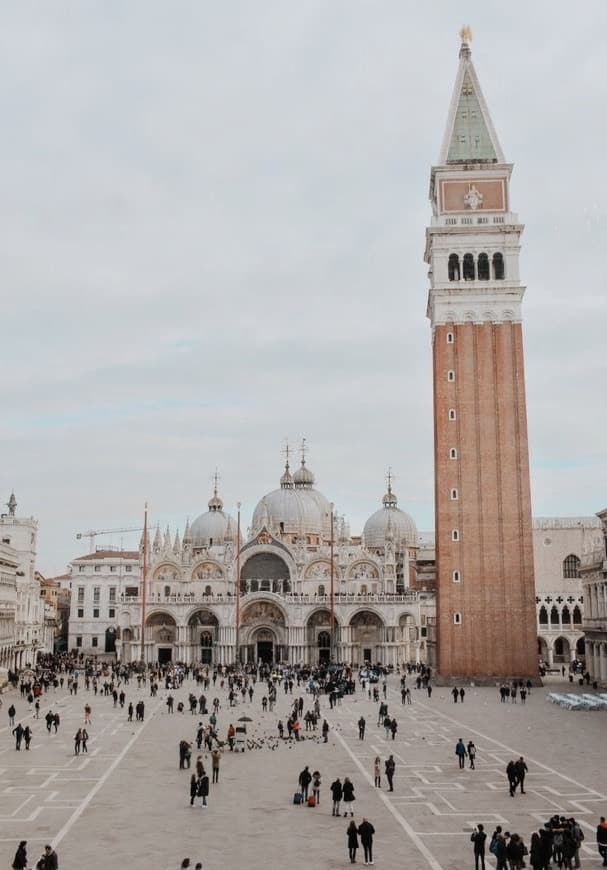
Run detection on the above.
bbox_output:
[76,526,145,553]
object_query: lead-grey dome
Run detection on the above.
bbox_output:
[252,460,331,539]
[363,485,417,549]
[190,486,236,548]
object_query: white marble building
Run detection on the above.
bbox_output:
[64,460,436,667]
[0,537,18,671]
[533,516,602,667]
[580,508,607,686]
[0,494,48,669]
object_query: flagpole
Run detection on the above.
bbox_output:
[330,504,335,662]
[235,502,241,666]
[140,503,148,664]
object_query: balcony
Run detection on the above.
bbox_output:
[120,590,424,607]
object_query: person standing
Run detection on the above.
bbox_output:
[347,820,359,864]
[299,766,312,802]
[467,741,476,770]
[189,774,198,806]
[23,726,32,750]
[74,729,82,755]
[358,716,366,740]
[84,704,92,725]
[12,840,28,870]
[452,687,459,703]
[322,719,329,743]
[330,777,343,816]
[390,718,397,741]
[211,749,221,783]
[312,770,321,805]
[459,688,465,703]
[373,756,381,788]
[82,728,89,753]
[358,818,375,866]
[506,760,518,796]
[455,738,467,769]
[197,773,209,807]
[597,816,607,866]
[8,703,16,726]
[385,755,395,792]
[505,833,527,869]
[39,844,58,870]
[471,823,487,870]
[127,702,133,722]
[342,777,355,817]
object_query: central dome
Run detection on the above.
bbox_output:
[252,460,332,540]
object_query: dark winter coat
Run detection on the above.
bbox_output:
[342,780,355,801]
[358,821,375,845]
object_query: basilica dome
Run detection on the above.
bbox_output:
[252,460,332,540]
[363,485,417,549]
[190,488,237,548]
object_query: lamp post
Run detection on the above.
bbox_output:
[235,502,241,666]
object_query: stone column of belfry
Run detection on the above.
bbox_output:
[425,32,537,681]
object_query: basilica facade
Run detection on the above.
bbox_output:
[65,458,436,668]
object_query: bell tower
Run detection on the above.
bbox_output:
[425,31,537,680]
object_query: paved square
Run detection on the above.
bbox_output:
[1,675,605,869]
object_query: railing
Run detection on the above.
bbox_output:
[120,590,425,606]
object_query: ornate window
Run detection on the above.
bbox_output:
[492,252,505,280]
[204,585,212,596]
[573,606,582,625]
[561,606,571,624]
[448,254,460,281]
[563,554,581,579]
[478,252,490,280]
[463,253,475,281]
[539,606,548,625]
[200,631,213,648]
[550,606,559,625]
[318,584,326,596]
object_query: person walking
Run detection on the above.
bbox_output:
[373,756,381,788]
[358,818,375,866]
[330,777,343,816]
[459,688,465,703]
[467,741,476,769]
[13,723,24,751]
[490,828,508,870]
[322,719,329,743]
[471,823,487,870]
[189,774,198,806]
[197,772,209,807]
[506,760,518,796]
[358,716,366,740]
[342,777,355,817]
[347,820,359,864]
[597,816,607,866]
[390,718,398,740]
[455,738,467,769]
[452,687,459,703]
[84,704,92,725]
[529,832,542,870]
[12,840,28,870]
[127,702,133,722]
[23,726,32,751]
[385,755,395,792]
[514,757,528,794]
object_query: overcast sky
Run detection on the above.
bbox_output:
[1,2,606,574]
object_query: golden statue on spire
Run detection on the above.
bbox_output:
[459,25,473,44]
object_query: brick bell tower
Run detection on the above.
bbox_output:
[425,30,537,680]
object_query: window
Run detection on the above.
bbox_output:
[110,565,116,572]
[448,409,456,421]
[109,587,116,603]
[205,585,212,596]
[449,448,457,460]
[463,253,475,281]
[93,587,100,603]
[563,554,581,579]
[94,565,101,573]
[93,608,99,618]
[492,252,505,280]
[76,636,82,648]
[538,606,548,625]
[452,529,459,542]
[78,566,85,573]
[478,252,490,280]
[77,587,85,604]
[451,489,458,500]
[446,332,454,344]
[447,370,455,382]
[360,584,368,595]
[550,606,559,625]
[108,608,115,618]
[573,606,582,625]
[125,565,132,573]
[92,636,98,648]
[77,608,84,618]
[453,570,461,583]
[561,606,571,624]
[448,254,460,281]
[453,612,462,625]
[164,586,171,597]
[125,586,138,597]
[318,584,326,596]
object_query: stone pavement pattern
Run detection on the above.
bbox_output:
[0,675,605,869]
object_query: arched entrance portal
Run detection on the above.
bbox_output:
[188,610,219,665]
[350,610,385,666]
[306,609,335,665]
[241,552,291,593]
[145,612,177,664]
[240,600,287,664]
